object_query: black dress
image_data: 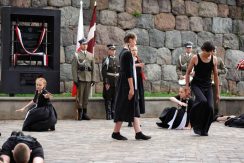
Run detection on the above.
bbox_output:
[114,48,140,122]
[135,59,145,114]
[22,89,57,131]
[157,95,193,129]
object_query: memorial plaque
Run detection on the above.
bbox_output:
[1,7,61,94]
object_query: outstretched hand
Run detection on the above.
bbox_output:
[43,93,52,99]
[178,101,187,107]
[16,108,25,112]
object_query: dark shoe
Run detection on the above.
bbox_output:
[135,132,151,140]
[156,122,164,128]
[50,126,55,131]
[193,128,202,136]
[11,131,24,136]
[82,109,91,120]
[201,132,208,136]
[11,131,18,136]
[82,114,91,120]
[17,131,24,136]
[128,122,133,127]
[112,132,128,140]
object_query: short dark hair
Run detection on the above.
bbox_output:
[13,143,31,163]
[124,32,137,43]
[201,41,215,52]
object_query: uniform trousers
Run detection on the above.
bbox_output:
[77,81,91,109]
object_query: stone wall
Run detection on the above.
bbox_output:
[1,0,244,95]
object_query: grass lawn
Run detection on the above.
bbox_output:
[0,91,238,97]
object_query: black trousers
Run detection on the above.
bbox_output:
[190,84,214,134]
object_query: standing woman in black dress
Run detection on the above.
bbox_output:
[128,46,146,127]
[16,77,57,131]
[111,33,151,140]
[185,41,219,136]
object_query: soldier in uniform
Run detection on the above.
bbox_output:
[101,44,119,120]
[176,41,195,85]
[212,48,227,118]
[72,38,96,121]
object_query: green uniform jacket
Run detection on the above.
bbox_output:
[176,53,194,79]
[72,50,96,82]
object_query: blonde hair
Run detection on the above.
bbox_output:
[36,77,47,87]
[179,86,191,98]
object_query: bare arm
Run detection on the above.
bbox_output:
[128,78,134,100]
[135,63,144,67]
[1,155,10,163]
[33,157,44,163]
[16,100,35,112]
[169,97,187,107]
[213,56,220,103]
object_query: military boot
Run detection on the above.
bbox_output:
[82,108,91,120]
[77,108,83,121]
[105,100,112,120]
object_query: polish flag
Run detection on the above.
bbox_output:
[72,0,84,97]
[72,1,97,96]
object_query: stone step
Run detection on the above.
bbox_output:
[0,97,243,120]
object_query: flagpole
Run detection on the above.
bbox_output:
[87,1,96,97]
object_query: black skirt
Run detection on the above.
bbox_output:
[158,107,188,129]
[23,104,57,131]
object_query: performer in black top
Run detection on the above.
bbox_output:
[111,33,151,141]
[185,41,220,136]
[16,77,57,131]
[0,131,44,163]
[101,44,119,120]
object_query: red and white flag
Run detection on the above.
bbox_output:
[72,1,97,96]
[72,0,84,97]
[76,0,84,50]
[87,1,97,54]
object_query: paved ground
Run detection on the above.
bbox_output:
[0,119,244,163]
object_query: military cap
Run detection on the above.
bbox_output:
[78,38,88,45]
[184,41,193,48]
[107,44,116,50]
